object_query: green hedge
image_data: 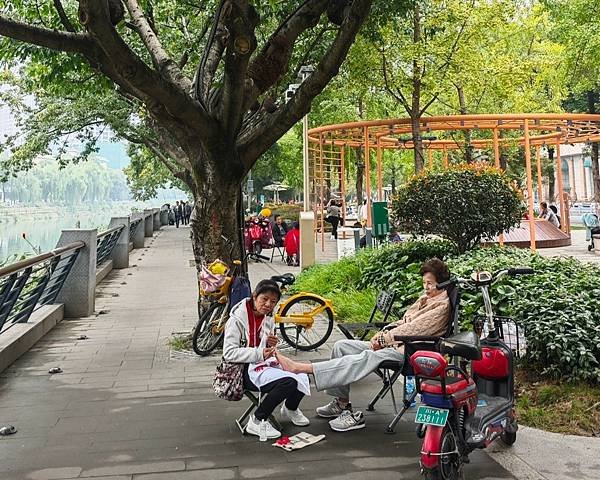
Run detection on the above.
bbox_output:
[294,241,600,383]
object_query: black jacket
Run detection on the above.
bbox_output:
[272,221,289,246]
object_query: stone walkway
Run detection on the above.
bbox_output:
[0,226,515,480]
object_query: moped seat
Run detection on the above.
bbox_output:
[421,376,475,395]
[440,331,482,360]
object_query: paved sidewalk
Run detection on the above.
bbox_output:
[0,226,515,480]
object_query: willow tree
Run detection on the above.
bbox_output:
[0,0,374,263]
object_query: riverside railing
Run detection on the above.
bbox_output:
[129,217,142,244]
[0,242,84,334]
[96,224,124,267]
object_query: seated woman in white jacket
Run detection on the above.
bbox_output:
[223,280,310,440]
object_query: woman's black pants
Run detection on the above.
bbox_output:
[243,367,304,421]
[329,217,340,239]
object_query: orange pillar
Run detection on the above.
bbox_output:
[443,146,448,168]
[364,126,372,227]
[340,145,346,227]
[319,133,324,250]
[535,145,543,203]
[493,128,504,246]
[376,138,383,201]
[555,142,567,234]
[524,120,536,251]
[427,148,434,169]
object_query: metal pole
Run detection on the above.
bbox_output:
[443,146,448,168]
[493,128,504,246]
[302,114,310,211]
[340,145,346,227]
[428,148,433,169]
[524,120,536,251]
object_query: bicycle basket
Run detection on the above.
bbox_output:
[473,316,526,359]
[199,265,230,297]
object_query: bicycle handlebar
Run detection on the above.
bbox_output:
[437,266,534,290]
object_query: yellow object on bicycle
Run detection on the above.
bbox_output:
[208,259,229,275]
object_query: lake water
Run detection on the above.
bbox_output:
[0,204,146,263]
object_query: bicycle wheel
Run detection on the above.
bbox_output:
[278,295,334,351]
[192,301,228,356]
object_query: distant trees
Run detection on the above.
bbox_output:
[1,157,129,205]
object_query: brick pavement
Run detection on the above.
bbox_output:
[0,227,515,480]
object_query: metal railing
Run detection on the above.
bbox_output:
[129,218,142,243]
[96,225,124,267]
[0,242,84,334]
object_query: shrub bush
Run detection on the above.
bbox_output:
[295,241,600,383]
[391,164,525,252]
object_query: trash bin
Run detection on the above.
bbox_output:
[371,201,390,239]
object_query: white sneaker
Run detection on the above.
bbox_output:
[329,410,366,432]
[245,415,281,441]
[280,405,310,426]
[330,234,335,240]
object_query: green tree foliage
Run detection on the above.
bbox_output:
[2,156,129,205]
[390,164,525,252]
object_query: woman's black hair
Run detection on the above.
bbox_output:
[253,279,282,300]
[420,258,450,284]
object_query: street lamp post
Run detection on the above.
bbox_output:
[285,65,315,268]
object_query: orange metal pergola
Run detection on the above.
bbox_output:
[307,113,600,250]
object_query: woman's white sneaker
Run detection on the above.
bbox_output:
[280,405,310,426]
[245,415,281,441]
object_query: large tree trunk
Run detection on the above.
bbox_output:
[411,115,424,172]
[190,154,245,268]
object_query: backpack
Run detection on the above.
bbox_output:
[229,276,251,310]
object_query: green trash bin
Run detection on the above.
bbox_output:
[371,201,390,238]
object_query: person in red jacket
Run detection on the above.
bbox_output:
[284,222,300,266]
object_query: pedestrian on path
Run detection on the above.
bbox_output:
[223,280,310,441]
[174,201,182,228]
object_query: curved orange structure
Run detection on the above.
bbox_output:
[308,114,600,250]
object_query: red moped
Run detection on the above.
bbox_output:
[408,267,533,479]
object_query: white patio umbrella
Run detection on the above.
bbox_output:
[263,183,290,203]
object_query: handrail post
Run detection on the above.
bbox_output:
[108,217,130,269]
[143,210,154,237]
[55,229,97,318]
[160,207,169,226]
[152,208,161,231]
[131,214,145,249]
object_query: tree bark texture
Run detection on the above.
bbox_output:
[411,2,424,172]
[355,146,364,204]
[457,84,473,163]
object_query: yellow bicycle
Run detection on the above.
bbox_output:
[193,269,334,355]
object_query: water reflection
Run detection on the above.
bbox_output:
[0,206,138,263]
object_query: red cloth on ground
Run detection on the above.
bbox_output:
[284,229,300,256]
[245,300,264,348]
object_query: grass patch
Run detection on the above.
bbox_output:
[516,368,600,436]
[169,333,192,351]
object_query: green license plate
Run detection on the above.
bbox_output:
[415,406,449,427]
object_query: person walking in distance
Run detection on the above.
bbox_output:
[176,201,184,228]
[174,201,181,228]
[184,201,192,225]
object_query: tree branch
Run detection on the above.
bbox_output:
[77,1,215,143]
[244,0,330,108]
[193,0,229,104]
[53,0,76,32]
[380,46,411,113]
[239,0,373,167]
[122,0,192,91]
[0,16,92,54]
[219,1,260,140]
